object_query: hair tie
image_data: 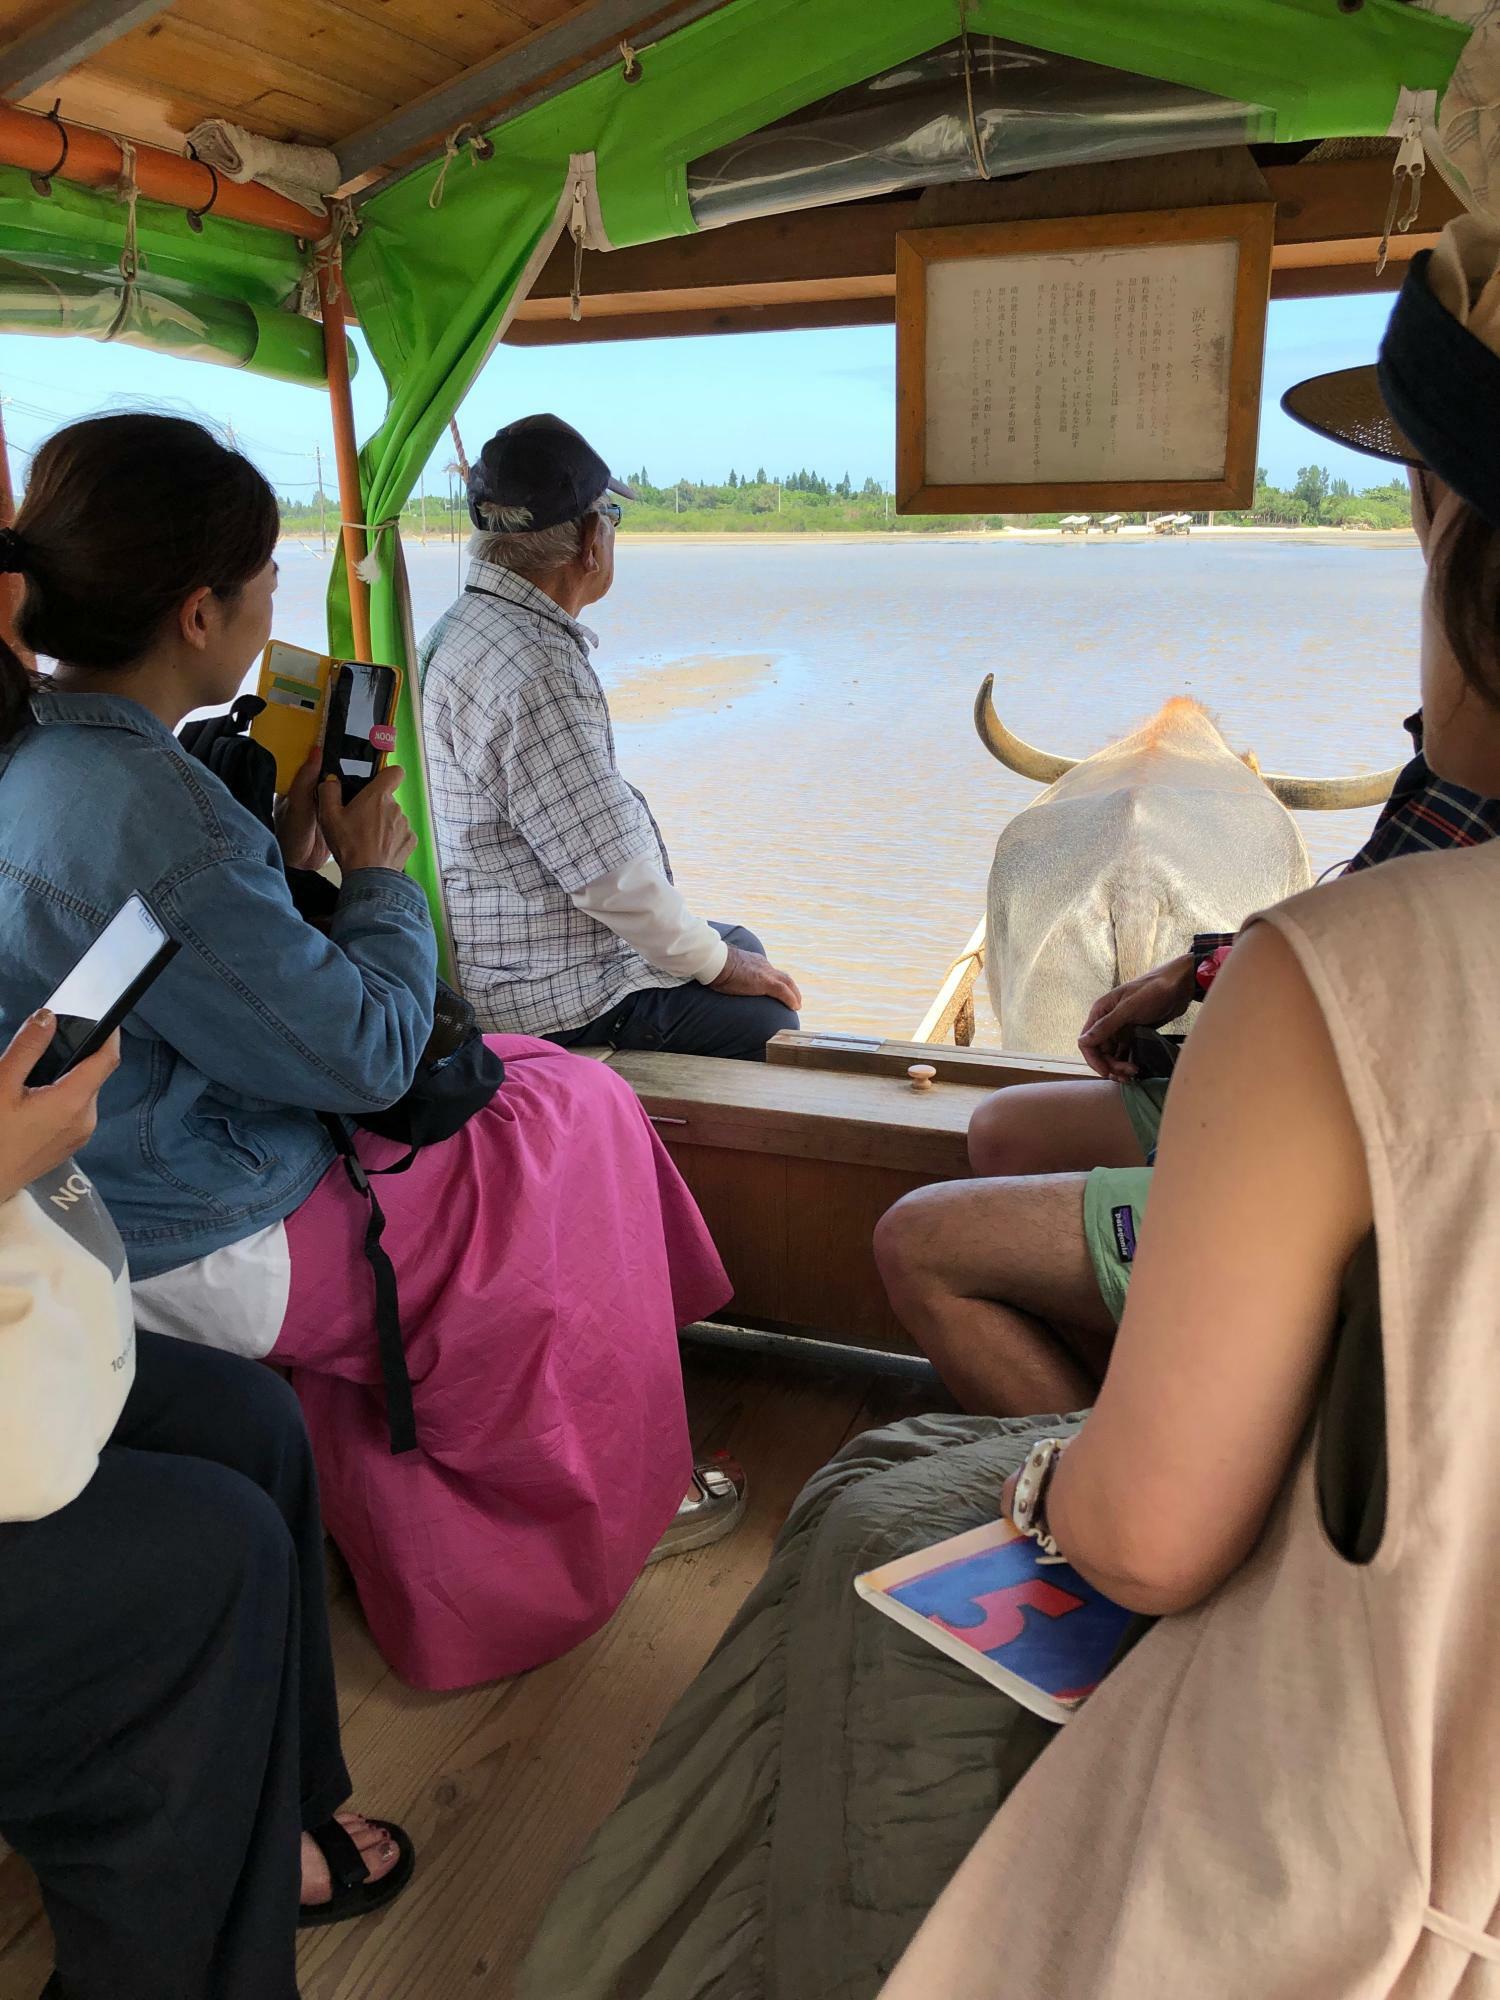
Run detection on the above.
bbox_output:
[0,526,28,577]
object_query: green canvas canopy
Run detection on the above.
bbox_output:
[0,0,1473,955]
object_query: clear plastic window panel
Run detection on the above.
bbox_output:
[688,37,1261,230]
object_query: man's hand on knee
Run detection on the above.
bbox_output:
[706,944,802,1011]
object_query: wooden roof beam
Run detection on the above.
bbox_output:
[506,156,1464,343]
[339,0,731,190]
[0,0,175,101]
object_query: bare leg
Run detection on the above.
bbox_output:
[967,1080,1146,1177]
[874,1175,1116,1416]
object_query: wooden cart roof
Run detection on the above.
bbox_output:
[0,0,735,190]
[0,0,1470,335]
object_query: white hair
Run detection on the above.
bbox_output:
[471,496,606,579]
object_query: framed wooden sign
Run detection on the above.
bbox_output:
[896,203,1274,514]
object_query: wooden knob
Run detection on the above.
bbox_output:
[907,1063,937,1091]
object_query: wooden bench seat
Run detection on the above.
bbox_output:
[607,1037,1088,1353]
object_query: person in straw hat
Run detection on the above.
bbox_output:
[874,208,1500,1999]
[519,216,1500,2000]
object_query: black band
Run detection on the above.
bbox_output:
[1190,932,1236,960]
[319,1112,419,1456]
[1378,249,1500,533]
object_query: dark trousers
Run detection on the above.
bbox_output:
[554,924,799,1063]
[0,1332,349,2000]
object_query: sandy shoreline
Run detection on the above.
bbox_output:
[613,525,1418,548]
[604,651,777,722]
[283,525,1416,554]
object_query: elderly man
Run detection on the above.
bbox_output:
[420,414,802,1060]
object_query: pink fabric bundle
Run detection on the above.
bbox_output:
[275,1037,729,1690]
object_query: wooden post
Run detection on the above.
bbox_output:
[318,259,372,660]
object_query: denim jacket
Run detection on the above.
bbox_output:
[0,692,436,1276]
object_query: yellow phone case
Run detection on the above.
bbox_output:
[251,641,333,793]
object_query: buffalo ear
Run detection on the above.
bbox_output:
[1241,750,1262,775]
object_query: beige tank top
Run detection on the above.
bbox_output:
[881,845,1500,2000]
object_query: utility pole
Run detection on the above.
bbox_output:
[675,482,680,514]
[314,445,327,553]
[776,482,782,513]
[419,477,428,542]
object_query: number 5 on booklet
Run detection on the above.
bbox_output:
[856,1517,1134,1724]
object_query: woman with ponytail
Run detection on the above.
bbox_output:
[0,414,733,1695]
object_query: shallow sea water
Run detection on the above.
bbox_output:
[271,533,1423,1041]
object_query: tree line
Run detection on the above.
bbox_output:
[274,462,1413,537]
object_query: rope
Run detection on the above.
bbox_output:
[428,123,494,208]
[958,0,991,182]
[619,38,642,81]
[295,197,359,321]
[348,514,403,585]
[105,137,141,341]
[447,417,470,482]
[569,169,588,323]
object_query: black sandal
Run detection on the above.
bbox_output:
[297,1815,415,1929]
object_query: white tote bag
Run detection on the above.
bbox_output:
[0,1157,135,1521]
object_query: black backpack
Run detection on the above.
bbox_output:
[179,695,503,1452]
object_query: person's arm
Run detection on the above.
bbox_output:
[1041,922,1372,1613]
[0,1014,120,1202]
[1076,934,1240,1077]
[570,854,729,983]
[137,794,436,1115]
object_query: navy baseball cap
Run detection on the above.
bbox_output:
[467,413,636,532]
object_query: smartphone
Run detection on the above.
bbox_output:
[319,662,401,804]
[250,640,333,793]
[26,894,180,1087]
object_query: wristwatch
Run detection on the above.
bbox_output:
[1010,1437,1070,1560]
[1187,932,1237,1003]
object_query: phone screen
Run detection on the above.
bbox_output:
[30,895,178,1084]
[322,663,399,802]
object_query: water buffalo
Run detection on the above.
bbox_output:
[974,677,1401,1057]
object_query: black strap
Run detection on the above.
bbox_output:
[319,1115,418,1455]
[306,1816,371,1892]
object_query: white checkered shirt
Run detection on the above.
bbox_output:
[419,560,684,1034]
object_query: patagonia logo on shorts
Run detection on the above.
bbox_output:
[1111,1205,1138,1263]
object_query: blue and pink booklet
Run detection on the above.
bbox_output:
[855,1519,1133,1724]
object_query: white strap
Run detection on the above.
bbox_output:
[1423,1906,1500,1963]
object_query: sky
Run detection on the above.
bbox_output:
[0,289,1399,504]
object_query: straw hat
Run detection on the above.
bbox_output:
[1281,214,1500,507]
[1280,366,1420,467]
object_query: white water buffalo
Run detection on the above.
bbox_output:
[975,677,1401,1057]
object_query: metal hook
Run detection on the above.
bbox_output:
[30,101,69,198]
[183,143,220,234]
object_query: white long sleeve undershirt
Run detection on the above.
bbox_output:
[569,852,729,984]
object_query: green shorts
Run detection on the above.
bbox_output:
[1082,1078,1170,1324]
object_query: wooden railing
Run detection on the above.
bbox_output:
[912,919,987,1046]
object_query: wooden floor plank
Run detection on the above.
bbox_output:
[296,1352,870,1998]
[0,1349,931,1999]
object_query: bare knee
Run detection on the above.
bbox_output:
[968,1085,1049,1176]
[968,1079,1144,1177]
[873,1182,968,1306]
